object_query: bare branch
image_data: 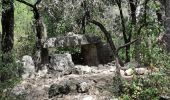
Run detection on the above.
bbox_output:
[89,20,117,52]
[16,0,34,8]
[117,38,138,52]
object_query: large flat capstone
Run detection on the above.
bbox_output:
[43,32,101,48]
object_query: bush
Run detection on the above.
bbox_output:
[120,46,170,100]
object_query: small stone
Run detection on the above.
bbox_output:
[125,68,134,76]
[135,68,147,75]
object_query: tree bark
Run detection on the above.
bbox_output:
[1,0,14,62]
[116,0,131,63]
[163,0,170,51]
[0,0,14,82]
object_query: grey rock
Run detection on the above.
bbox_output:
[77,82,89,93]
[48,83,71,98]
[125,68,134,76]
[74,65,92,74]
[135,68,147,75]
[160,95,170,100]
[123,61,139,70]
[49,53,74,75]
[21,55,35,79]
[11,85,27,96]
[82,95,94,100]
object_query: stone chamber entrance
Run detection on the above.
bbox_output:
[43,33,114,66]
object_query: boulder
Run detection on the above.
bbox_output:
[21,55,35,79]
[49,53,74,75]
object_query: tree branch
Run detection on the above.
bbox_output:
[117,38,138,52]
[16,0,34,8]
[89,20,117,52]
[89,19,124,66]
[116,0,127,42]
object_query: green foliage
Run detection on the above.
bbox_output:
[0,52,21,99]
[14,31,36,59]
[13,1,35,58]
[121,73,167,100]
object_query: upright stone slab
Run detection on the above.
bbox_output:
[81,44,99,66]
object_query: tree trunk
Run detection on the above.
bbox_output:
[134,0,149,64]
[163,0,170,51]
[1,0,14,82]
[34,7,49,65]
[1,0,14,63]
[90,20,123,95]
[116,0,131,63]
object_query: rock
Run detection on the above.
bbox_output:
[11,85,27,96]
[74,65,92,74]
[135,68,147,75]
[120,70,125,76]
[77,82,90,93]
[48,83,70,98]
[124,61,139,69]
[37,65,48,77]
[159,95,170,100]
[109,66,116,72]
[49,53,74,75]
[125,68,134,76]
[82,95,94,100]
[43,33,101,48]
[21,55,35,79]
